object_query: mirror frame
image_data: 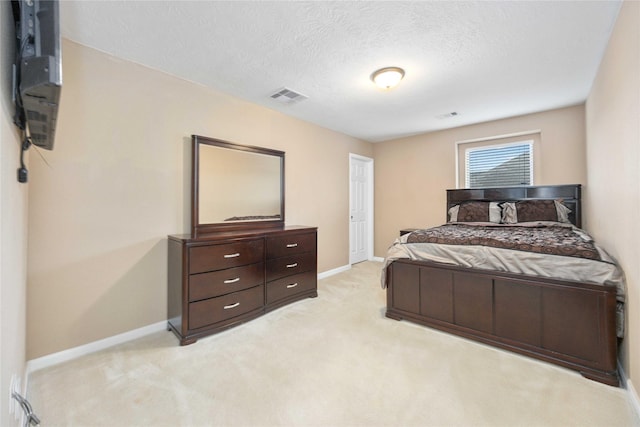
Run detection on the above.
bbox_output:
[191,135,285,237]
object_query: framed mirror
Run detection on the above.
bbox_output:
[192,135,285,236]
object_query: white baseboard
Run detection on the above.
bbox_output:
[318,258,384,280]
[628,380,640,422]
[318,264,350,280]
[26,262,373,373]
[26,321,166,374]
[618,364,640,421]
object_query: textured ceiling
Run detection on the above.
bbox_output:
[59,1,622,142]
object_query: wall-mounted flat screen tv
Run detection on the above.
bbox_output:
[12,0,62,150]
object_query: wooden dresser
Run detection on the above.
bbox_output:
[168,226,317,345]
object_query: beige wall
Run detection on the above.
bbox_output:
[585,0,639,388]
[26,40,372,359]
[373,105,586,256]
[1,2,28,425]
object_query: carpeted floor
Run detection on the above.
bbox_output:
[28,261,639,426]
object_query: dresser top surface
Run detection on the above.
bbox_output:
[169,225,317,243]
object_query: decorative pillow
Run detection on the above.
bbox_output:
[488,202,502,223]
[447,204,460,222]
[517,200,558,222]
[554,200,572,223]
[500,202,518,224]
[449,201,501,223]
[500,200,572,223]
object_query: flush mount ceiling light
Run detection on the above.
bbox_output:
[370,67,405,89]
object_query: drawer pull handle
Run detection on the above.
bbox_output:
[286,263,298,268]
[286,243,298,248]
[223,253,240,259]
[224,302,240,310]
[224,277,240,284]
[286,283,298,289]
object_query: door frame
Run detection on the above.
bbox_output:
[349,153,374,264]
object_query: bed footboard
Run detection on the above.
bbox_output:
[385,260,619,386]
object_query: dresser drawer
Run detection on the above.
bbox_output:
[266,232,316,259]
[189,262,264,302]
[266,271,317,304]
[189,239,264,274]
[188,285,264,330]
[266,252,316,281]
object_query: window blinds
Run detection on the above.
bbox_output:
[465,142,532,188]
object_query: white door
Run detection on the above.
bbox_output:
[349,155,372,264]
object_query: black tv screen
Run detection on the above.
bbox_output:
[12,0,62,150]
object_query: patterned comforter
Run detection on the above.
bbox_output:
[406,223,603,261]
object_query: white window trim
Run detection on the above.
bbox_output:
[454,129,541,189]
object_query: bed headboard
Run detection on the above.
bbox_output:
[446,184,582,228]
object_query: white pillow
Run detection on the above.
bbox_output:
[501,202,518,224]
[448,204,460,222]
[489,202,501,223]
[555,200,572,223]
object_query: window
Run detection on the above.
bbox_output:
[456,132,540,189]
[465,141,533,188]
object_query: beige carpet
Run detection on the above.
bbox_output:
[28,261,639,426]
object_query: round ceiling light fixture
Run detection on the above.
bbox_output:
[370,67,405,89]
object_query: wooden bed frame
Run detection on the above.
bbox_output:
[385,184,620,386]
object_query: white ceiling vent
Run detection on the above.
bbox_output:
[269,87,308,105]
[436,112,459,119]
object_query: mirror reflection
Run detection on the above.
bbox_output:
[197,143,283,225]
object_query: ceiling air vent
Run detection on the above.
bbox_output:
[436,111,459,119]
[269,87,308,105]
